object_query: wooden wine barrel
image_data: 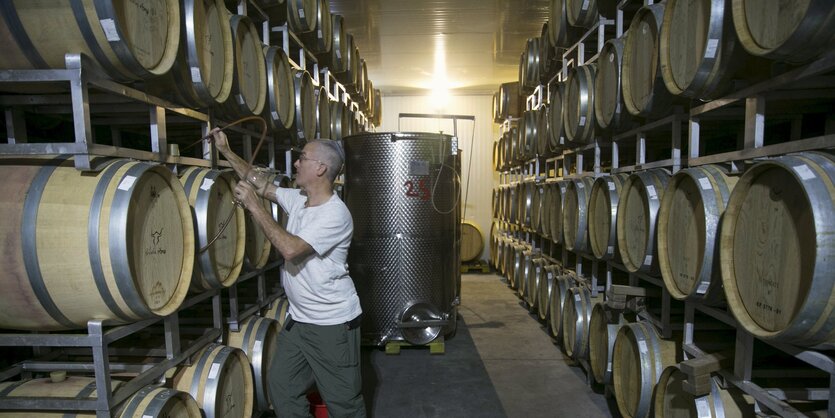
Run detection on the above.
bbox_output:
[589,304,626,385]
[287,0,317,34]
[262,296,291,326]
[322,14,348,72]
[222,15,267,118]
[549,181,568,244]
[562,176,596,252]
[659,165,737,304]
[654,365,756,418]
[660,0,753,100]
[519,251,535,300]
[528,258,546,310]
[173,344,254,418]
[538,23,556,84]
[549,0,581,48]
[530,182,542,233]
[594,36,629,131]
[333,33,357,88]
[535,107,550,157]
[0,375,201,418]
[461,221,484,262]
[492,92,502,123]
[538,264,558,321]
[612,321,678,418]
[0,0,180,81]
[0,157,194,331]
[301,0,332,54]
[314,86,331,139]
[149,0,233,108]
[720,152,835,348]
[245,191,272,269]
[564,64,597,144]
[519,181,535,228]
[588,173,629,260]
[499,82,523,119]
[180,167,245,291]
[292,68,317,145]
[622,3,674,118]
[519,38,541,93]
[548,82,567,153]
[540,183,554,239]
[732,0,835,63]
[508,182,519,224]
[264,46,296,132]
[329,100,347,141]
[549,271,577,338]
[616,169,671,274]
[227,316,280,412]
[562,286,602,359]
[567,0,600,28]
[523,110,538,161]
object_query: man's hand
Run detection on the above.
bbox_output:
[210,128,231,155]
[245,167,270,196]
[234,180,261,211]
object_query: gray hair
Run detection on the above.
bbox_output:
[309,139,344,182]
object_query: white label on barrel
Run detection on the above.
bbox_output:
[574,294,581,302]
[793,164,816,181]
[577,182,584,189]
[144,415,154,418]
[299,9,305,18]
[608,181,615,191]
[560,187,566,194]
[208,363,220,380]
[644,255,653,266]
[191,67,202,82]
[696,281,709,295]
[272,111,280,120]
[698,177,712,190]
[646,185,657,199]
[582,0,589,10]
[579,116,586,126]
[118,175,136,191]
[695,397,711,418]
[100,19,121,42]
[638,340,648,353]
[318,30,323,39]
[608,246,614,255]
[609,52,614,62]
[200,178,215,191]
[237,94,245,105]
[254,340,262,352]
[704,39,719,59]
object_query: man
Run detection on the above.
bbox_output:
[210,128,365,418]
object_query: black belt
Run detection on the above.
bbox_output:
[283,314,362,331]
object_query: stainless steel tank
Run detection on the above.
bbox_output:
[344,132,461,346]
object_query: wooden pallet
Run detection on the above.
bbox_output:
[385,336,445,355]
[460,260,490,273]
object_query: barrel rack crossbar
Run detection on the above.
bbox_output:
[494,0,835,415]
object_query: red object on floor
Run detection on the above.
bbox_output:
[307,391,328,418]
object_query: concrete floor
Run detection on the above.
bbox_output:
[361,273,618,417]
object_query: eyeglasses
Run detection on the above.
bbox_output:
[298,152,325,166]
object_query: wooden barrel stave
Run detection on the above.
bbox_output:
[221,15,267,119]
[589,303,626,385]
[549,181,568,244]
[531,183,543,233]
[540,183,553,239]
[499,82,523,120]
[538,263,558,321]
[262,296,291,327]
[548,82,567,154]
[314,86,331,139]
[659,165,737,304]
[720,152,835,347]
[119,385,202,418]
[292,69,317,145]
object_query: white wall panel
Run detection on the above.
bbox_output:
[377,95,501,261]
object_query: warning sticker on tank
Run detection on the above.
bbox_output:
[409,160,429,176]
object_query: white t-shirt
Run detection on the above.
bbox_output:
[275,188,362,325]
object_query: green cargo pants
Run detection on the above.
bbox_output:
[268,316,366,418]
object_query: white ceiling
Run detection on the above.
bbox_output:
[329,0,550,95]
